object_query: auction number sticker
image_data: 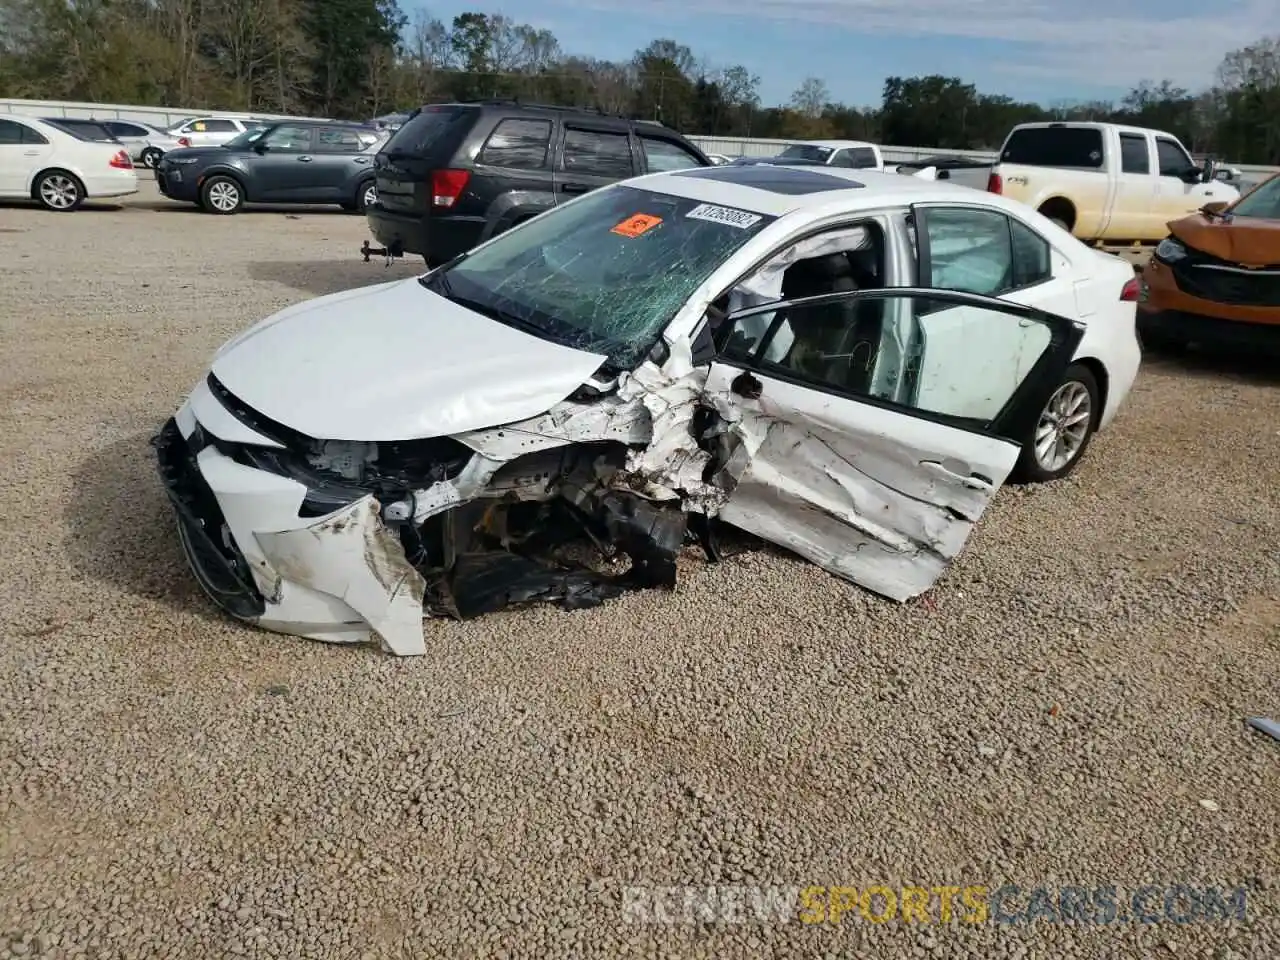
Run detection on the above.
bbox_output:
[685,203,762,229]
[612,213,664,238]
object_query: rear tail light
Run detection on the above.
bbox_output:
[986,171,1002,194]
[177,137,191,147]
[430,169,470,209]
[1120,277,1141,301]
[109,149,132,169]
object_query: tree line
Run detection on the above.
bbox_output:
[1,1,1277,163]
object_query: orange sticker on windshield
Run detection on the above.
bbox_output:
[612,213,663,238]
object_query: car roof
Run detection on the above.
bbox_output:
[636,165,1030,219]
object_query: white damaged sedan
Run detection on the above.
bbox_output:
[155,164,1142,655]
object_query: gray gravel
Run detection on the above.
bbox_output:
[1,184,1277,959]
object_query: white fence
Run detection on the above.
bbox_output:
[3,97,1278,179]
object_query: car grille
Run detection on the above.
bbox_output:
[1170,251,1280,307]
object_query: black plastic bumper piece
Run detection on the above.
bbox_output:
[152,417,267,620]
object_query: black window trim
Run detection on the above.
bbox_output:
[910,202,1054,300]
[105,120,149,137]
[717,286,1084,444]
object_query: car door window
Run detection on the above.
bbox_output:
[1155,138,1193,177]
[1009,218,1051,288]
[721,291,1057,427]
[827,149,855,168]
[0,120,24,145]
[478,118,552,169]
[106,121,147,138]
[919,206,1015,297]
[204,119,239,134]
[1118,133,1150,174]
[560,128,634,179]
[20,124,48,145]
[640,136,703,172]
[261,125,313,152]
[314,128,363,153]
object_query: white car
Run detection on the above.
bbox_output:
[155,164,1141,655]
[0,115,138,210]
[165,116,264,148]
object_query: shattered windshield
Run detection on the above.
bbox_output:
[779,144,832,163]
[426,185,775,368]
[1230,175,1280,220]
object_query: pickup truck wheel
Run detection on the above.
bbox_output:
[1013,363,1100,483]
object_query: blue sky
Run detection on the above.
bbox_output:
[413,0,1273,108]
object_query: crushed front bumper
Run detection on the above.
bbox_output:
[153,415,431,655]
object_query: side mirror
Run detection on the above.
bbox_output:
[253,141,269,154]
[1201,158,1217,183]
[1179,167,1202,185]
[1199,200,1228,216]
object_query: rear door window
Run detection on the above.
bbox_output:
[314,127,364,153]
[0,120,25,144]
[478,118,552,169]
[560,128,635,179]
[1001,127,1104,169]
[204,119,239,133]
[1118,133,1150,174]
[105,121,148,138]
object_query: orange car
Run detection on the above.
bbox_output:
[1139,172,1280,352]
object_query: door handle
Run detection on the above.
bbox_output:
[23,150,39,157]
[297,155,313,162]
[560,182,591,194]
[920,461,994,492]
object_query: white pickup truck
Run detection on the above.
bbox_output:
[984,122,1240,244]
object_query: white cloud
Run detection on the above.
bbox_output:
[566,0,1275,89]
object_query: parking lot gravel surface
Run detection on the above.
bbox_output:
[1,184,1277,959]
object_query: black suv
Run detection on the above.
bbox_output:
[364,100,713,265]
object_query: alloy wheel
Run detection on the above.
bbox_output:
[1033,380,1093,473]
[207,180,240,212]
[39,174,79,210]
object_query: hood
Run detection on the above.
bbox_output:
[1169,213,1280,265]
[210,277,608,442]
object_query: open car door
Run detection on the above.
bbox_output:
[702,287,1084,601]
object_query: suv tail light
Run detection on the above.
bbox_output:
[986,171,1002,194]
[177,136,191,147]
[109,149,133,169]
[431,169,470,209]
[1120,276,1141,301]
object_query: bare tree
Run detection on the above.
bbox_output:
[790,76,829,119]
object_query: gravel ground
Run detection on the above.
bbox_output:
[0,183,1277,959]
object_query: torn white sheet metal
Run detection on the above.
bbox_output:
[700,362,1022,602]
[254,497,429,656]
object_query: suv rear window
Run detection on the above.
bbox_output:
[383,105,475,156]
[1001,127,1104,169]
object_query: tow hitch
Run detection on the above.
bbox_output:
[360,239,404,266]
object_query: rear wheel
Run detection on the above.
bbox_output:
[34,170,84,212]
[140,147,163,169]
[201,175,243,215]
[354,179,376,213]
[1013,363,1101,483]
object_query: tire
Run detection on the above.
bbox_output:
[140,147,163,169]
[34,170,85,212]
[1013,363,1101,484]
[201,175,243,215]
[354,179,376,214]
